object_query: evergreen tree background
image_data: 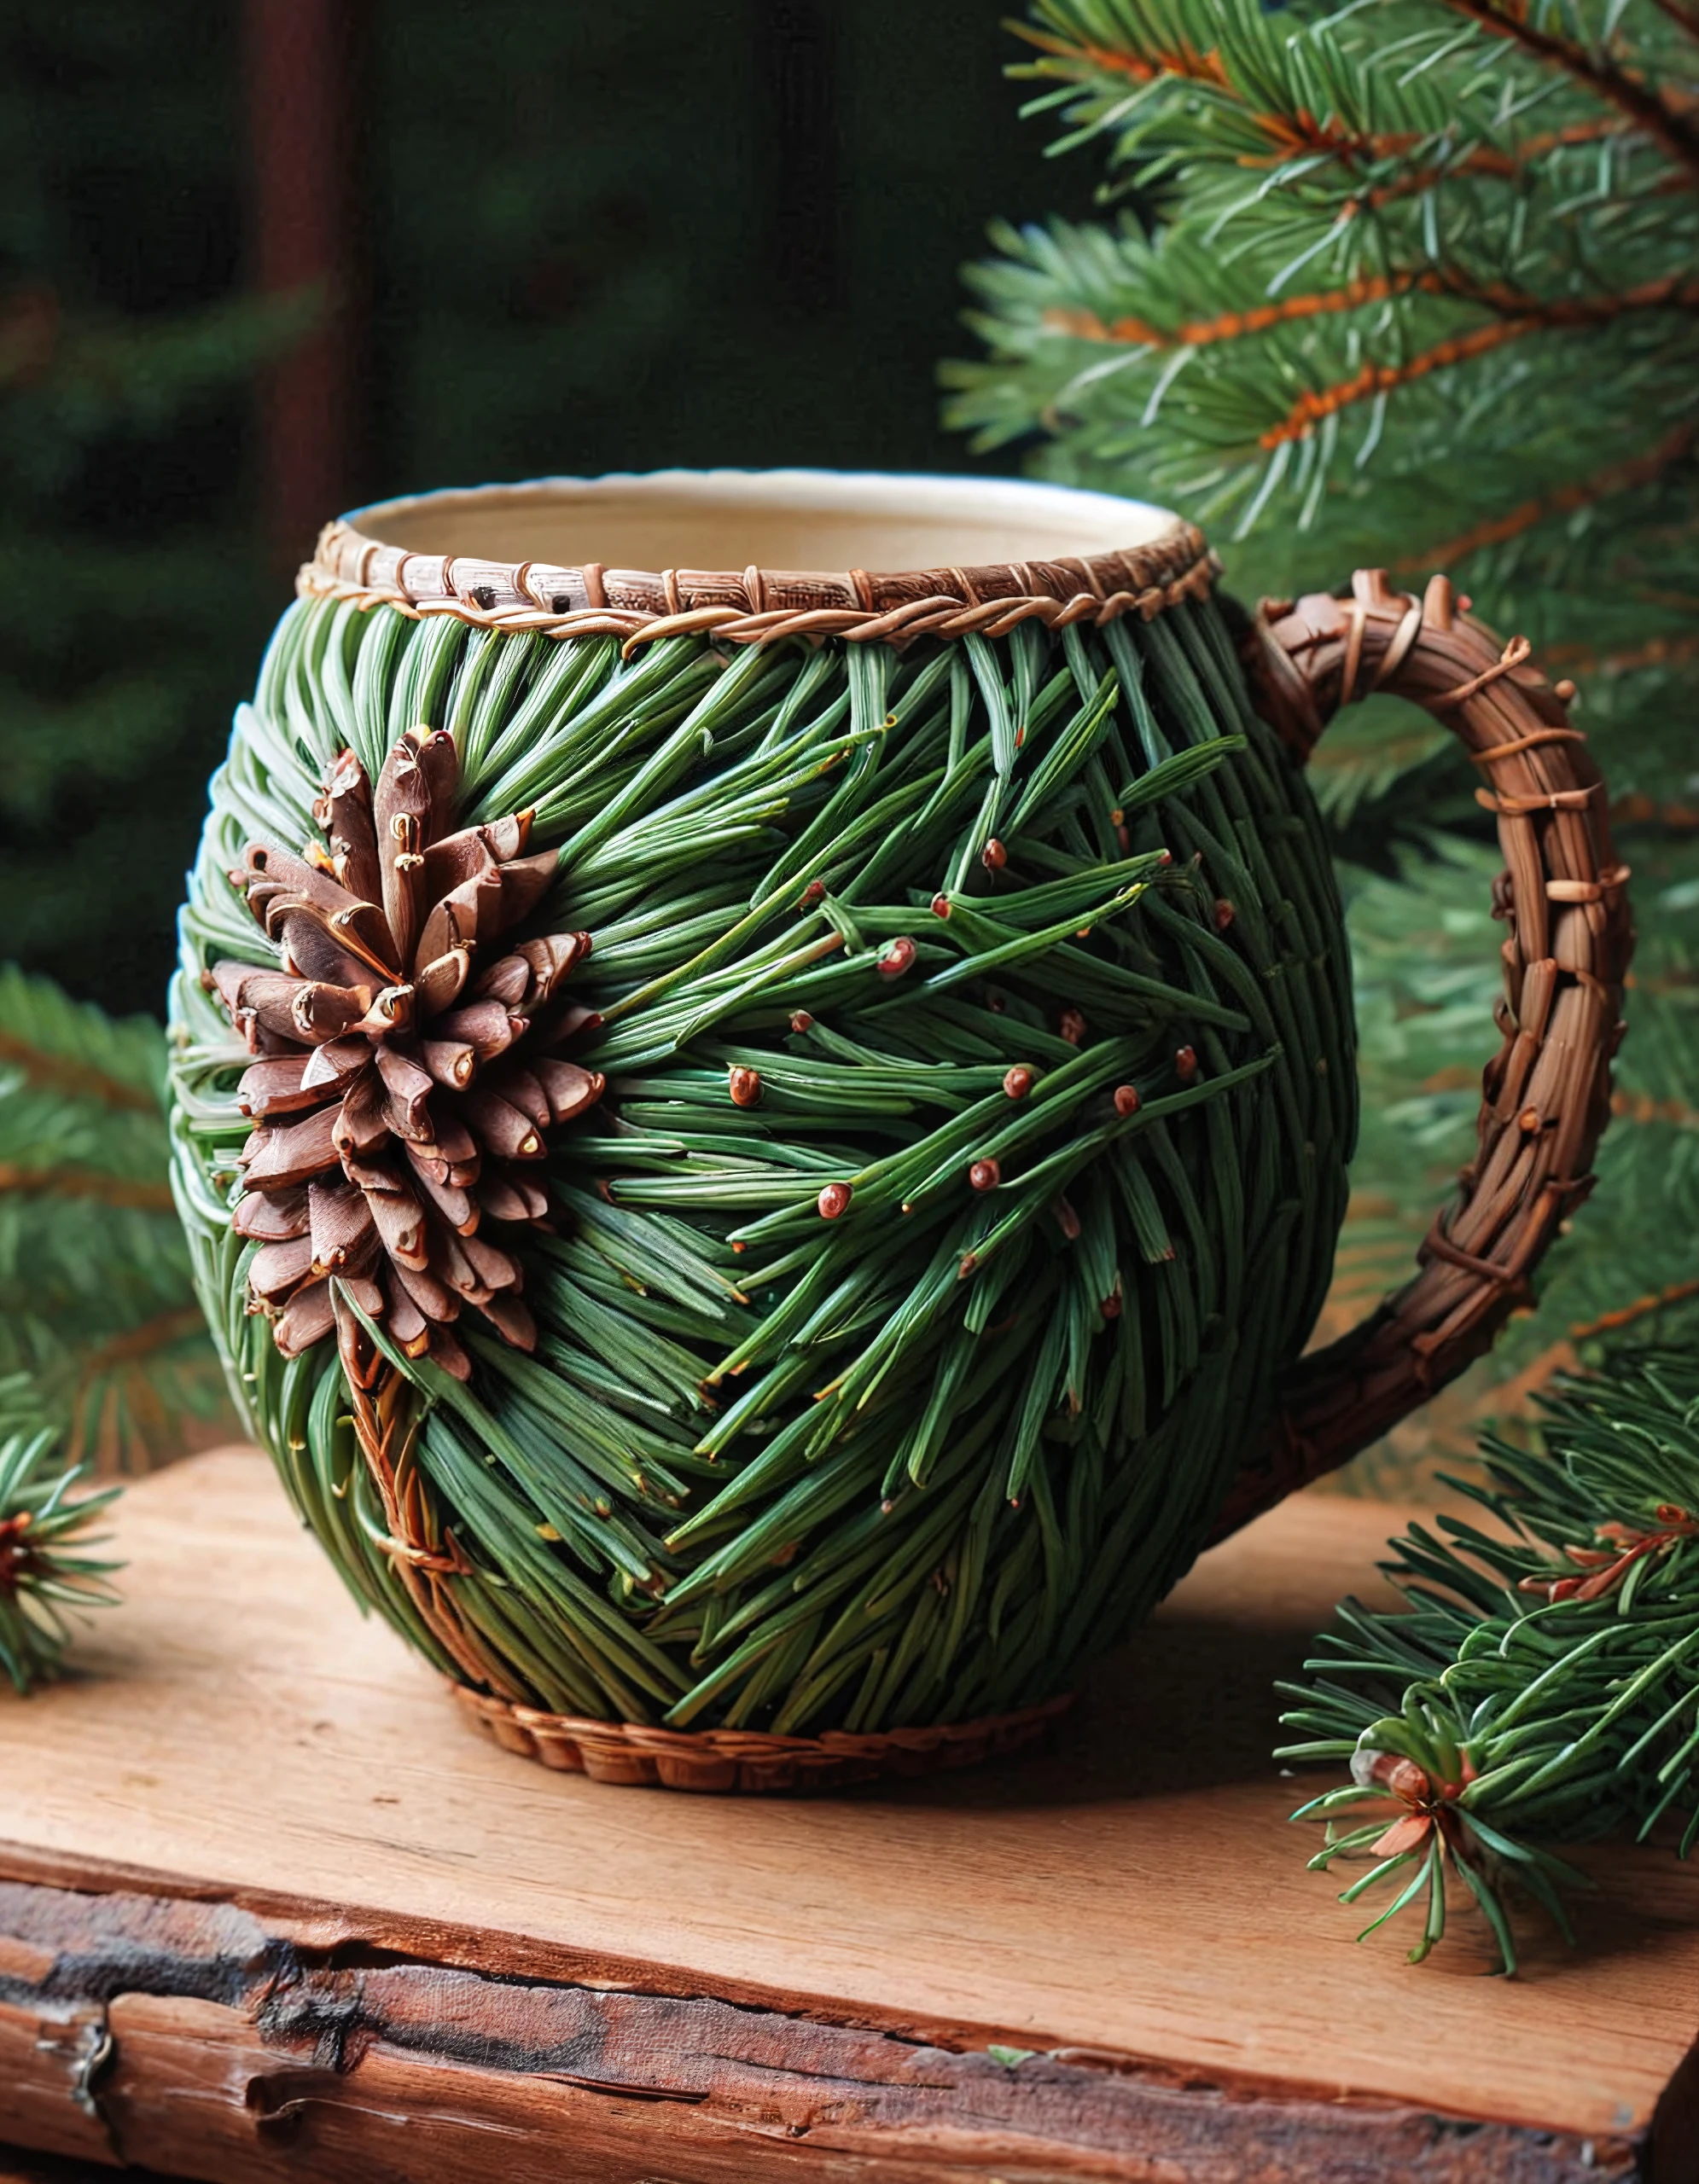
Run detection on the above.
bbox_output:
[949,0,1699,1486]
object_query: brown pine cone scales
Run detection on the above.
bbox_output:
[205,726,605,1380]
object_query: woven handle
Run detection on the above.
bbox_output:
[1213,568,1633,1539]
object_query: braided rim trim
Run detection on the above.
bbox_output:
[1215,568,1633,1538]
[298,515,1220,653]
[452,1683,1074,1793]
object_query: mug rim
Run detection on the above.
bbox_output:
[300,468,1216,651]
[344,466,1184,566]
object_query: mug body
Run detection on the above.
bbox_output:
[167,470,1354,1780]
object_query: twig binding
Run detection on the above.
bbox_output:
[1218,568,1633,1538]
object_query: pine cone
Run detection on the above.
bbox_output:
[206,727,603,1381]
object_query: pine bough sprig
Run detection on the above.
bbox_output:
[0,1376,122,1693]
[951,0,1698,537]
[0,962,236,1471]
[947,0,1699,808]
[1280,1350,1699,1972]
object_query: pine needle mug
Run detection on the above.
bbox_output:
[167,471,1631,1792]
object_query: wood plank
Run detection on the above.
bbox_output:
[1,1448,1696,2181]
[4,1891,1646,2183]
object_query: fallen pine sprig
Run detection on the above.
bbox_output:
[1279,1350,1699,1973]
[0,1375,124,1693]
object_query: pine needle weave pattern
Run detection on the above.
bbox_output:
[168,578,1354,1740]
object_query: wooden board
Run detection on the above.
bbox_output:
[3,1448,1697,2182]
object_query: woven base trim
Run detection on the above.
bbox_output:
[451,1684,1074,1793]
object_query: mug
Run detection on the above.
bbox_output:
[166,470,1629,1790]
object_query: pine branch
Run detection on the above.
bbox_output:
[1568,1275,1699,1343]
[1304,822,1699,1480]
[1589,636,1699,682]
[1280,1351,1699,1971]
[1015,12,1230,92]
[1438,0,1699,180]
[0,1035,157,1114]
[1396,423,1696,566]
[1259,277,1699,447]
[0,966,236,1472]
[0,1378,122,1694]
[0,1162,177,1211]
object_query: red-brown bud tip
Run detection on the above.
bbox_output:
[730,1240,747,1252]
[1113,1084,1140,1118]
[1003,1066,1033,1101]
[1175,1045,1199,1084]
[788,1010,814,1034]
[817,1182,853,1220]
[931,893,951,919]
[980,838,1007,871]
[799,879,825,907]
[1101,1293,1122,1320]
[1554,677,1577,703]
[1059,1006,1086,1046]
[1052,1194,1081,1241]
[729,1066,762,1108]
[1157,849,1173,868]
[1458,594,1473,613]
[877,937,916,978]
[957,1252,979,1279]
[1214,898,1236,931]
[969,1158,1001,1193]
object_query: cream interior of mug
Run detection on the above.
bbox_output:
[347,469,1180,575]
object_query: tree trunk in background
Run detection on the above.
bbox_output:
[245,0,370,572]
[757,0,841,319]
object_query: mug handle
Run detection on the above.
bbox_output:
[1213,568,1633,1540]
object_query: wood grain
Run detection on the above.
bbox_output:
[2,1449,1696,2181]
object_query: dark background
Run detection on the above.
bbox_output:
[1,0,1077,1018]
